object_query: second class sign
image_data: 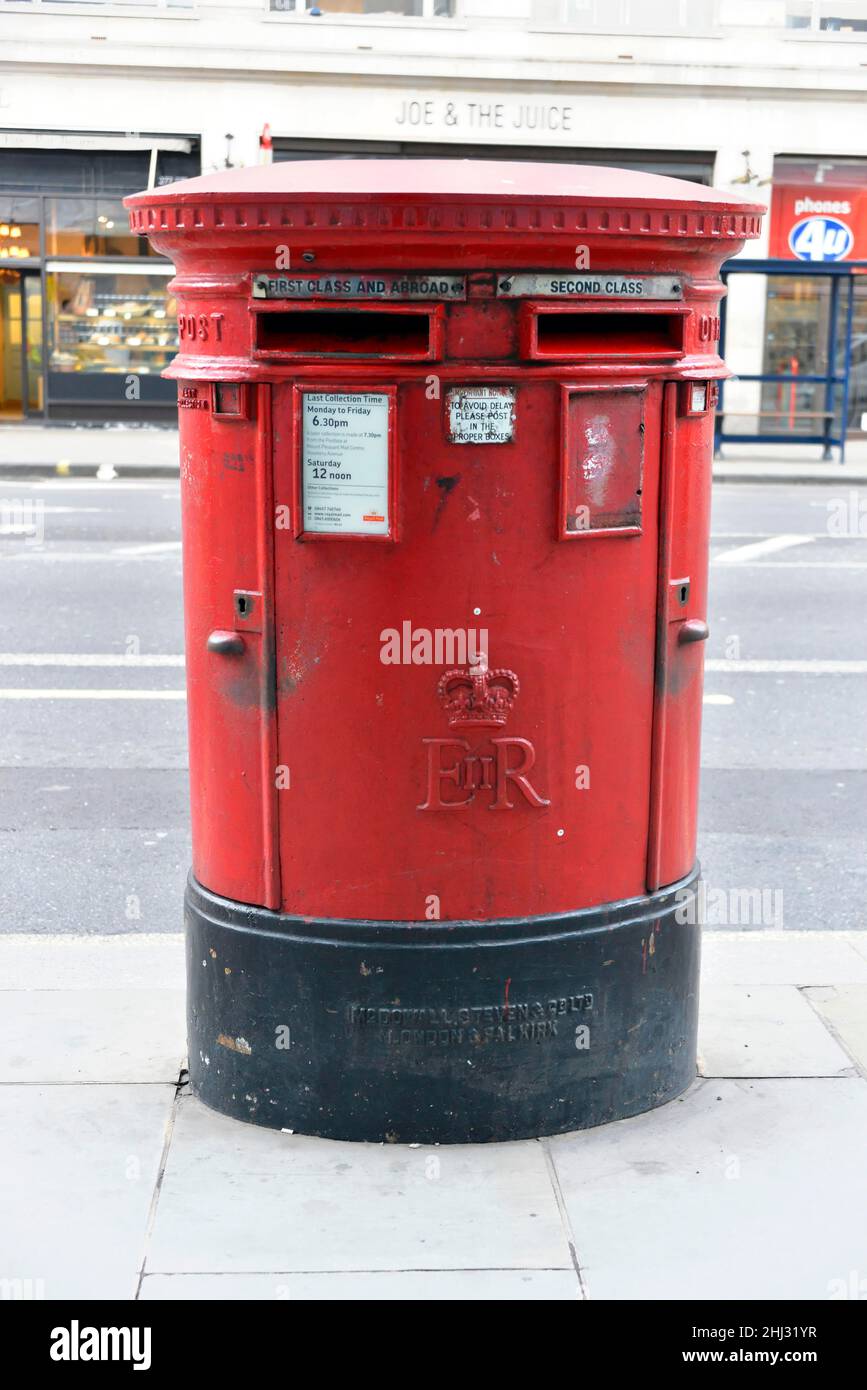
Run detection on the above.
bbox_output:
[498,274,684,299]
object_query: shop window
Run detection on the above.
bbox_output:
[47,270,177,377]
[0,198,40,262]
[46,198,158,258]
[0,147,199,198]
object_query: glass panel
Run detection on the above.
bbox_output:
[720,271,768,377]
[531,0,715,30]
[756,379,831,437]
[782,3,867,30]
[816,3,867,32]
[47,271,177,376]
[758,275,834,437]
[847,278,867,433]
[0,197,40,262]
[46,197,157,258]
[762,275,831,377]
[721,271,847,440]
[0,272,23,418]
[24,275,44,414]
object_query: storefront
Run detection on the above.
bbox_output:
[0,141,199,422]
[718,156,867,455]
[272,137,716,183]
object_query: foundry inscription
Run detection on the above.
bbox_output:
[348,992,594,1047]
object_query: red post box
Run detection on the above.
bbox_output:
[126,162,763,1142]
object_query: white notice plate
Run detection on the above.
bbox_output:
[302,392,390,536]
[446,387,516,445]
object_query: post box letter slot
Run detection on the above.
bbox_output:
[256,308,435,359]
[526,307,686,361]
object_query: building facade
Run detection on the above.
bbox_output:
[0,0,866,436]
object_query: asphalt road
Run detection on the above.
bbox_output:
[1,474,865,934]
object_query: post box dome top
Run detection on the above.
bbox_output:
[126,158,763,213]
[125,159,764,253]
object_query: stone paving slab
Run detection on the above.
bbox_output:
[548,1077,867,1301]
[0,933,186,990]
[700,931,867,985]
[803,985,867,1075]
[0,989,184,1083]
[698,983,854,1077]
[145,1096,573,1276]
[0,1083,175,1300]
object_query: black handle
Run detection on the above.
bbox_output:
[678,619,709,646]
[207,630,245,656]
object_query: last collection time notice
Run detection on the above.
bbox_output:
[301,393,390,536]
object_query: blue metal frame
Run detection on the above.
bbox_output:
[716,257,867,464]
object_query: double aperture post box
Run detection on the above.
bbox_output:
[126,162,763,1143]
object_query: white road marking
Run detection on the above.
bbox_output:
[0,654,184,667]
[0,507,105,516]
[706,659,867,674]
[713,534,815,564]
[0,689,186,700]
[703,693,735,705]
[0,480,178,492]
[808,498,867,506]
[9,548,180,562]
[712,530,866,541]
[112,541,182,556]
[724,560,867,570]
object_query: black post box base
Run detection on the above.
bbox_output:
[184,869,701,1144]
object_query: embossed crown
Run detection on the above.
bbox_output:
[437,659,520,729]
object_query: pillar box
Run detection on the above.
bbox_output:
[125,161,763,1142]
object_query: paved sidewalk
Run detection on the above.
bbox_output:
[0,425,179,477]
[713,441,867,485]
[2,424,867,483]
[1,931,866,1301]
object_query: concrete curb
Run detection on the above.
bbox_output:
[712,470,867,486]
[0,463,180,480]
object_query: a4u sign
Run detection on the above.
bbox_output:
[789,215,855,263]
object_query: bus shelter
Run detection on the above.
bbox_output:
[716,258,867,463]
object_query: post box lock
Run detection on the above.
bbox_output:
[673,578,690,607]
[233,589,262,631]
